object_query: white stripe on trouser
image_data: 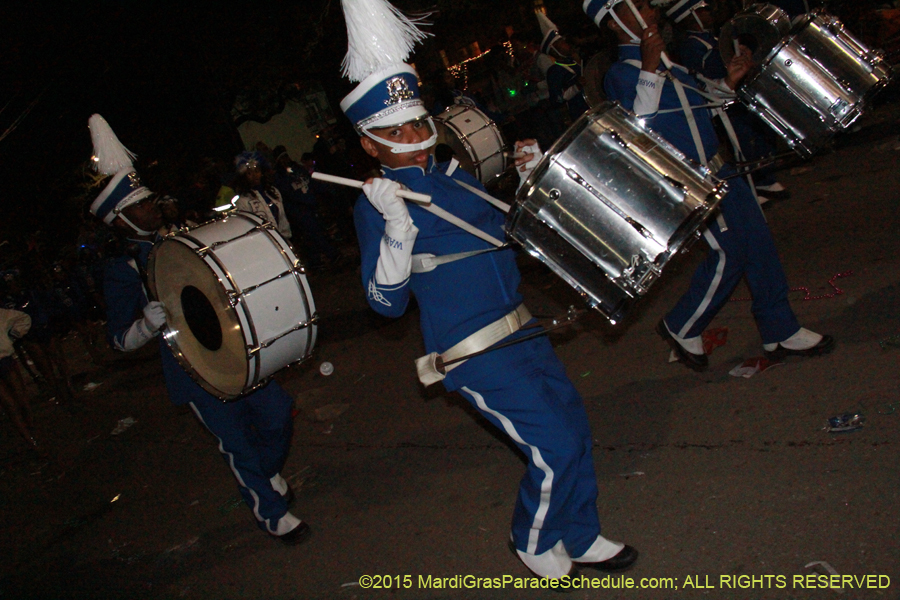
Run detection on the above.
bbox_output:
[189,402,270,532]
[677,228,727,339]
[461,386,554,554]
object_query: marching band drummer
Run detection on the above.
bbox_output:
[337,0,637,580]
[86,115,310,546]
[538,11,591,123]
[585,0,835,369]
[667,0,790,205]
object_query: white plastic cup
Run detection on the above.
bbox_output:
[319,362,334,376]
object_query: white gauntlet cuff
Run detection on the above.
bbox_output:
[374,224,419,286]
[635,71,664,116]
[116,318,159,352]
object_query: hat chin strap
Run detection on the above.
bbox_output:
[691,11,706,31]
[117,213,157,237]
[611,9,641,43]
[363,119,438,154]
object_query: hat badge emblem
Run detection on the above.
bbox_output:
[385,76,414,105]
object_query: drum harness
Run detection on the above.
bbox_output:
[410,158,586,385]
[622,55,771,229]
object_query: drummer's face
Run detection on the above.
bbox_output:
[360,120,433,169]
[612,0,659,34]
[118,196,163,234]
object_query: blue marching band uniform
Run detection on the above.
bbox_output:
[355,158,619,574]
[337,0,637,579]
[87,113,308,544]
[102,240,298,535]
[587,0,832,366]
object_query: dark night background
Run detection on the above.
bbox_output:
[0,0,593,255]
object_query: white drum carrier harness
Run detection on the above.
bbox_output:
[622,54,763,228]
[409,158,532,386]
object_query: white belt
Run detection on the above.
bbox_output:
[415,304,532,386]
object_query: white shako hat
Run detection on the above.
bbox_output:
[536,11,562,55]
[87,114,153,225]
[338,0,436,153]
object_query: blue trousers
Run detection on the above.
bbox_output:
[160,346,294,533]
[665,166,800,344]
[456,334,601,558]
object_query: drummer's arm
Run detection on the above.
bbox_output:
[354,191,416,318]
[605,62,661,118]
[721,46,754,92]
[103,259,159,352]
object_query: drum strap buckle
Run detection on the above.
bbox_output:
[415,304,532,386]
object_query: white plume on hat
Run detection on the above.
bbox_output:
[340,0,431,83]
[536,10,559,39]
[88,114,136,176]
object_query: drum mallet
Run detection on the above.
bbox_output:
[311,172,432,206]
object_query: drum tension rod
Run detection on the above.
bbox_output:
[437,306,587,371]
[247,313,320,356]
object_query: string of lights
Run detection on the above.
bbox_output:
[447,41,515,90]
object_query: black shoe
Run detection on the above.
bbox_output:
[277,521,311,546]
[576,545,639,572]
[656,320,708,371]
[764,335,835,361]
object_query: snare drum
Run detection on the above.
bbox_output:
[507,102,727,323]
[434,104,508,183]
[735,8,893,156]
[719,3,792,65]
[148,212,317,400]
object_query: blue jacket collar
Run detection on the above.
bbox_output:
[381,155,437,180]
[617,44,643,61]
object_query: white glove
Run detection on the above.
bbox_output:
[362,178,413,233]
[116,301,166,352]
[516,142,543,191]
[143,301,167,331]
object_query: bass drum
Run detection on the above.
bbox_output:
[148,211,317,400]
[507,102,727,323]
[433,104,508,184]
[733,8,893,156]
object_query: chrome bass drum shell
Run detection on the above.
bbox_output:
[148,211,317,400]
[736,8,893,156]
[433,104,509,184]
[507,102,727,323]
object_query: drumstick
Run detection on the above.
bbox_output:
[311,172,432,205]
[733,39,741,57]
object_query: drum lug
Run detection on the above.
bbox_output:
[226,290,242,307]
[620,255,661,296]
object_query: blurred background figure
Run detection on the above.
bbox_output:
[272,146,344,271]
[233,151,293,242]
[0,307,38,450]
